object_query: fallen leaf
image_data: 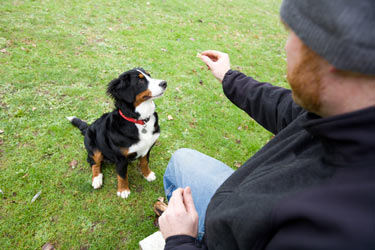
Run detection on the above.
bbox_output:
[70,159,78,169]
[42,242,56,250]
[31,191,42,203]
[0,129,3,134]
[153,200,168,217]
[167,115,173,120]
[234,162,242,168]
[235,139,241,144]
[199,80,203,85]
[175,87,181,93]
[0,48,7,53]
[0,140,3,145]
[161,48,167,52]
[32,107,37,111]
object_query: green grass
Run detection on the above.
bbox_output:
[0,0,287,249]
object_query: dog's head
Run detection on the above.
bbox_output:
[107,68,167,107]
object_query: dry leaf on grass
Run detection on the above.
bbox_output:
[234,162,242,168]
[153,200,168,217]
[31,191,42,203]
[70,159,78,169]
[42,242,56,250]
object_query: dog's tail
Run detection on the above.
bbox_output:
[66,116,89,135]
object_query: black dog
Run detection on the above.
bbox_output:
[67,68,167,198]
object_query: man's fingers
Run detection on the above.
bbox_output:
[169,188,186,213]
[201,50,222,59]
[183,187,197,213]
[200,55,214,69]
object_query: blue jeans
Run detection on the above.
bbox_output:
[163,148,234,240]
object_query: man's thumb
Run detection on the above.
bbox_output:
[183,187,196,212]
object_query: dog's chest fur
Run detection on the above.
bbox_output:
[128,100,160,157]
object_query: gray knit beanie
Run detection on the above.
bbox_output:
[280,0,375,75]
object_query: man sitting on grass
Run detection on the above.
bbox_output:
[158,0,375,249]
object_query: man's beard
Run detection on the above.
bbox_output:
[287,45,324,115]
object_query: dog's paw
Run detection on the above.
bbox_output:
[92,173,103,189]
[117,190,131,199]
[145,171,156,182]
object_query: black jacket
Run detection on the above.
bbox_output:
[165,70,375,250]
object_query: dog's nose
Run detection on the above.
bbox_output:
[159,81,167,89]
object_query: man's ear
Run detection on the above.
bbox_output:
[107,74,135,103]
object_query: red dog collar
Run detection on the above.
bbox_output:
[119,109,149,125]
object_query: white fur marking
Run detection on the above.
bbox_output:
[137,70,166,100]
[117,190,131,199]
[145,171,156,182]
[135,100,155,120]
[66,116,76,122]
[128,112,160,157]
[92,173,103,189]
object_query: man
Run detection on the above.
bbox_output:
[159,0,375,249]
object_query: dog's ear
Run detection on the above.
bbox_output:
[107,74,134,103]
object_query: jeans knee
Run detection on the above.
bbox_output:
[167,148,194,172]
[172,148,193,159]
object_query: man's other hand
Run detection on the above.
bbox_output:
[158,187,199,239]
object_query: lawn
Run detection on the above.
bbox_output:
[0,0,286,249]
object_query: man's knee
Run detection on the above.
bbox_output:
[171,148,194,161]
[167,148,195,173]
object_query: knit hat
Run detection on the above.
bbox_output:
[280,0,375,75]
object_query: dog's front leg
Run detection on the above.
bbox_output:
[116,158,130,199]
[139,151,156,182]
[89,150,104,189]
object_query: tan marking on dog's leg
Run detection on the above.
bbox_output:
[139,156,156,182]
[117,174,130,199]
[92,164,101,178]
[139,156,151,177]
[91,151,103,189]
[120,148,131,158]
[91,151,103,177]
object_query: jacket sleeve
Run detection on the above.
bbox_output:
[164,235,207,250]
[222,70,305,134]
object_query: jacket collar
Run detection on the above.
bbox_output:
[304,106,375,165]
